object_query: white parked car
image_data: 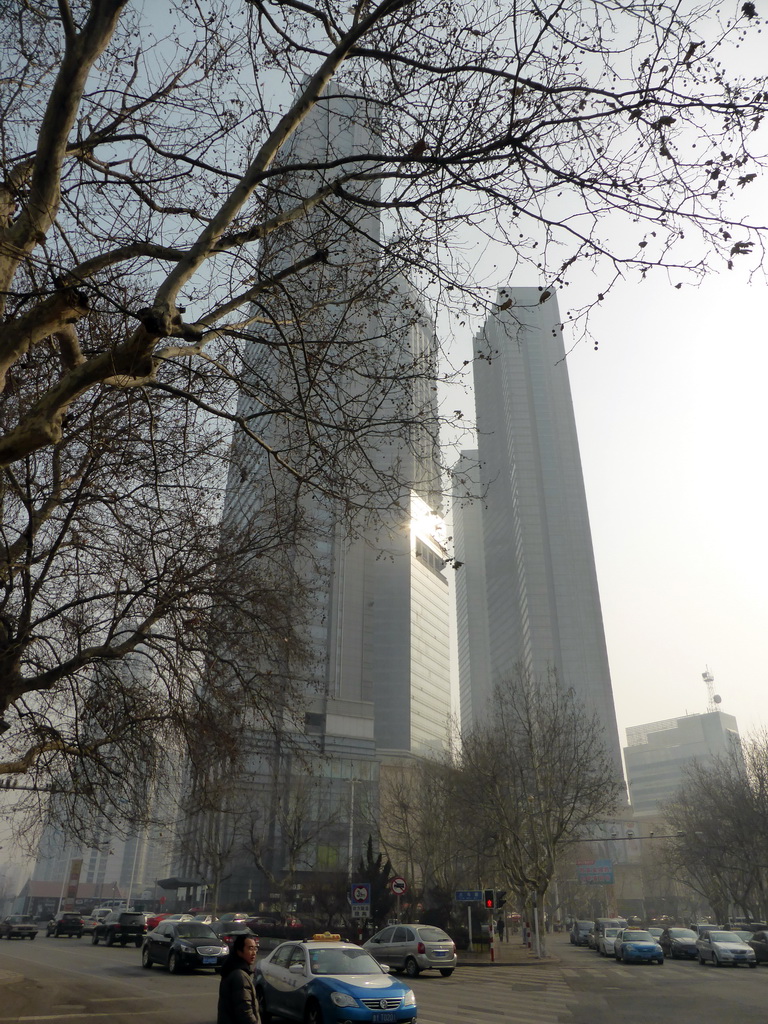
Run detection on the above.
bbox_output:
[696,929,757,968]
[597,926,620,957]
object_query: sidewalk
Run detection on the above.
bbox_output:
[459,936,561,967]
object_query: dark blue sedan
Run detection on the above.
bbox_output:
[254,934,417,1024]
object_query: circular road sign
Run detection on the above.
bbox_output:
[389,876,408,896]
[352,884,370,904]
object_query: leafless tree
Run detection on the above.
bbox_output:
[662,732,768,922]
[455,666,623,945]
[2,0,767,818]
[243,772,345,912]
[378,757,478,916]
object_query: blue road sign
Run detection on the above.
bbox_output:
[455,890,483,902]
[351,882,371,905]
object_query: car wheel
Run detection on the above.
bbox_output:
[698,953,705,965]
[141,946,153,969]
[168,951,181,974]
[120,939,127,946]
[657,959,664,965]
[135,937,142,948]
[713,953,721,967]
[92,933,99,945]
[749,962,757,968]
[599,948,605,957]
[105,932,114,947]
[405,957,420,978]
[439,967,454,977]
[304,1000,323,1024]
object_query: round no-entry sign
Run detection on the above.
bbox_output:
[389,876,408,895]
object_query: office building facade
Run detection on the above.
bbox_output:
[453,287,622,771]
[624,710,741,815]
[184,92,451,906]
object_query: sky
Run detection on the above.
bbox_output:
[567,266,768,747]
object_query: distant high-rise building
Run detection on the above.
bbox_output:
[453,286,622,771]
[624,710,741,815]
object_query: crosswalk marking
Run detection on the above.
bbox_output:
[413,969,576,1024]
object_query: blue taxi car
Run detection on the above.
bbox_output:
[254,934,417,1024]
[613,928,664,964]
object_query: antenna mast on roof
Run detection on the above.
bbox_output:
[702,667,722,713]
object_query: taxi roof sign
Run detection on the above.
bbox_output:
[310,932,342,942]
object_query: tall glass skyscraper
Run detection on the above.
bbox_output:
[453,287,623,770]
[181,91,451,906]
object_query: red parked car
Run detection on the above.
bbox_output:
[145,912,172,931]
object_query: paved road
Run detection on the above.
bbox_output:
[2,932,768,1023]
[0,935,217,1023]
[527,935,768,1024]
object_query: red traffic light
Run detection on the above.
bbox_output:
[483,888,495,909]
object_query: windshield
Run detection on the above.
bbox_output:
[177,923,218,938]
[604,929,619,938]
[669,929,696,938]
[709,931,742,942]
[309,947,383,975]
[624,931,652,942]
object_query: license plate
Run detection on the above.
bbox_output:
[202,957,216,964]
[372,1015,395,1023]
[433,950,446,957]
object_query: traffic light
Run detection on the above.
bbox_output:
[483,888,495,909]
[497,891,507,910]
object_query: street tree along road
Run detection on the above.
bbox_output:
[2,1,768,834]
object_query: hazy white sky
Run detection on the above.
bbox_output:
[568,267,768,746]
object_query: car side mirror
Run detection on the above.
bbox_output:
[380,964,391,973]
[289,963,304,974]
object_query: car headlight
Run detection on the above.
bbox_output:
[330,993,359,1008]
[402,990,417,1007]
[178,942,195,952]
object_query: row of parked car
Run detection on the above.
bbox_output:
[570,916,768,967]
[2,907,459,983]
[143,914,459,977]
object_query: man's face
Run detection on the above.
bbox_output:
[238,937,259,965]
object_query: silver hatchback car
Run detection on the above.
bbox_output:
[364,924,457,977]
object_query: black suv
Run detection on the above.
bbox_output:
[92,910,146,947]
[47,912,84,938]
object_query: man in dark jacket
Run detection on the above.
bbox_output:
[217,933,261,1024]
